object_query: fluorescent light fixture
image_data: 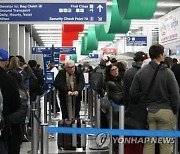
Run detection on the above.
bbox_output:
[98,41,113,44]
[38,34,61,37]
[107,1,112,5]
[157,2,180,7]
[131,19,158,25]
[40,37,61,40]
[33,24,62,27]
[115,34,125,37]
[42,40,61,42]
[36,30,61,34]
[33,26,62,30]
[78,33,85,37]
[154,11,166,16]
[44,44,61,47]
[84,25,95,29]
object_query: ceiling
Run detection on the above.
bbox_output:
[29,0,180,48]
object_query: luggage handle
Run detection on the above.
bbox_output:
[67,95,76,120]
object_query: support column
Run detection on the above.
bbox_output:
[19,25,25,58]
[30,37,36,60]
[0,24,9,52]
[25,31,30,62]
[9,24,19,56]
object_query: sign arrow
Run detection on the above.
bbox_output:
[97,4,103,12]
[98,17,102,21]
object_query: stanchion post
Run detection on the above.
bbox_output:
[41,123,49,154]
[173,112,178,154]
[48,88,52,124]
[84,86,87,117]
[109,102,113,154]
[44,91,48,123]
[31,109,39,154]
[36,96,41,120]
[52,88,56,118]
[88,89,93,124]
[95,92,100,128]
[118,105,125,154]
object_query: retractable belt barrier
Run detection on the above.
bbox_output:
[47,95,180,137]
[32,87,179,154]
[31,87,56,154]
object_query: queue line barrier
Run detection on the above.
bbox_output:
[31,86,56,154]
[32,86,179,154]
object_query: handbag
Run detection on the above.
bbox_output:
[125,62,163,129]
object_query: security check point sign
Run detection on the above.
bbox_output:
[0,2,106,23]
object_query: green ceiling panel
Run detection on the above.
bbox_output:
[86,27,98,51]
[117,0,158,19]
[104,0,131,33]
[95,25,115,41]
[70,55,77,63]
[80,36,91,55]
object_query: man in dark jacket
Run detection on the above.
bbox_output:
[54,60,85,119]
[123,51,146,108]
[0,49,21,154]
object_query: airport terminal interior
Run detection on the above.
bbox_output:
[0,0,180,153]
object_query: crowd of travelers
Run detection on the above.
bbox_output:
[0,43,180,154]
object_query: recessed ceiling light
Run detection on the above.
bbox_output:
[157,2,180,7]
[154,11,166,16]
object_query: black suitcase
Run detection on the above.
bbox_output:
[57,119,75,150]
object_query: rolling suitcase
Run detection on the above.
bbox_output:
[58,119,75,150]
[57,96,86,150]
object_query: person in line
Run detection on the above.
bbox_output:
[7,70,29,142]
[105,63,124,128]
[0,49,21,154]
[123,51,146,108]
[28,60,44,96]
[104,63,124,153]
[130,44,180,154]
[16,55,38,102]
[49,61,60,113]
[171,59,180,151]
[164,57,173,69]
[54,60,85,119]
[123,51,146,154]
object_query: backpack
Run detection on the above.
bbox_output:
[8,89,28,124]
[95,65,105,74]
[89,65,105,91]
[89,72,104,90]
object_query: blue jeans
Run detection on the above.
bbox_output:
[0,141,8,154]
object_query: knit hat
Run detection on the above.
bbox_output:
[0,48,9,61]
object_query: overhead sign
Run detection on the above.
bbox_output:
[32,47,47,54]
[42,48,60,71]
[60,47,76,54]
[32,47,76,54]
[159,7,180,44]
[89,53,98,58]
[102,48,117,54]
[45,72,54,84]
[0,3,106,23]
[126,36,147,46]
